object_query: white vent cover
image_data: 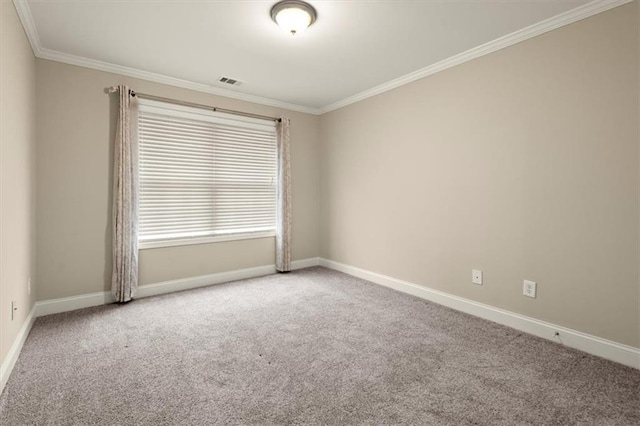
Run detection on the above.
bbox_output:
[218,76,243,86]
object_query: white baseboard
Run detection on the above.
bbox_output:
[4,258,320,394]
[1,304,36,394]
[319,258,640,370]
[135,264,277,299]
[35,257,320,317]
[290,257,321,269]
[35,290,114,317]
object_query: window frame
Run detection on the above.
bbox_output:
[136,98,277,250]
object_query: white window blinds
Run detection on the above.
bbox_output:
[137,99,277,247]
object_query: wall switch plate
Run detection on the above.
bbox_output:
[472,270,483,285]
[523,280,537,298]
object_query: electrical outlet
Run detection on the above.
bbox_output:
[11,301,17,320]
[472,269,483,285]
[523,280,537,298]
[28,277,31,295]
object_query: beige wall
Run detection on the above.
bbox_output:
[0,2,37,366]
[320,3,639,347]
[36,60,320,300]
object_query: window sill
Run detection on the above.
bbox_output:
[139,231,276,250]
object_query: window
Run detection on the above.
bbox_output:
[137,99,277,249]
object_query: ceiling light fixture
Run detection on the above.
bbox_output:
[271,0,317,36]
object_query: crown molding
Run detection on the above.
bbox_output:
[318,0,633,114]
[35,48,321,115]
[11,0,321,115]
[14,0,631,116]
[12,0,41,56]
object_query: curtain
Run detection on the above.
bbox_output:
[112,85,139,302]
[275,118,292,272]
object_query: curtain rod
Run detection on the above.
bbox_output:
[107,86,281,123]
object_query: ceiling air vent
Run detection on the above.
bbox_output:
[218,76,243,87]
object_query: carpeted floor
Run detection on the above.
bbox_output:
[1,267,638,425]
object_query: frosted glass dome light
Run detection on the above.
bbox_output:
[271,1,317,35]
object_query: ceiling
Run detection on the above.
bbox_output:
[16,0,622,114]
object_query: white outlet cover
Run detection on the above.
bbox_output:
[472,270,482,285]
[523,280,537,298]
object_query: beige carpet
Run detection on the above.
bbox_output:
[1,267,638,425]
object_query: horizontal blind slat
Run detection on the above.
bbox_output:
[138,104,277,242]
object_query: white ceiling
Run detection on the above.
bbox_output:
[17,0,620,113]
